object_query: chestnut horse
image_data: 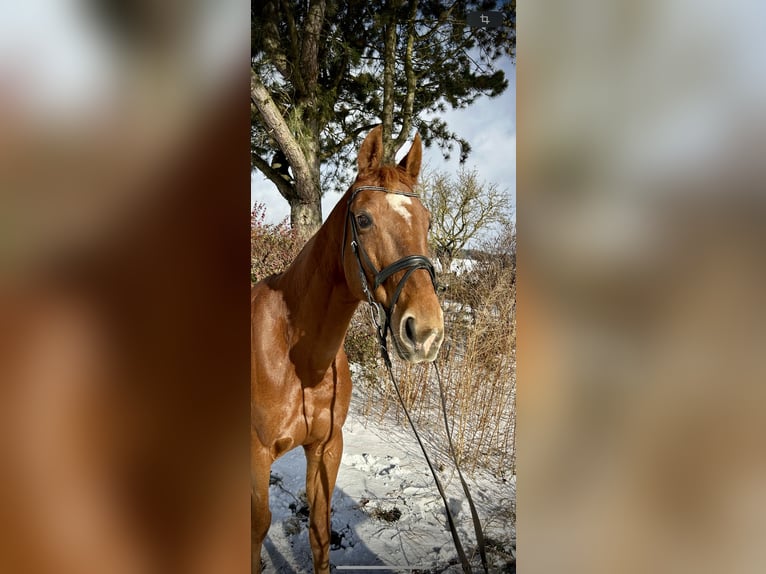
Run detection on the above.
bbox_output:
[252,126,444,573]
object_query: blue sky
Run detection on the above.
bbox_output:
[251,58,516,225]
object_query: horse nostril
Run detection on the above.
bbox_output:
[404,316,416,344]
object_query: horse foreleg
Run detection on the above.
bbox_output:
[251,445,272,574]
[304,431,343,574]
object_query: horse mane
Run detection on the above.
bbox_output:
[267,163,418,312]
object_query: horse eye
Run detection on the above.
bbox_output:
[356,213,372,229]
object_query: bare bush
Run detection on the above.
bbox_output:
[251,203,304,283]
[360,225,516,477]
[421,167,512,272]
[344,308,386,407]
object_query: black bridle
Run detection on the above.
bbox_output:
[341,185,438,347]
[341,184,489,573]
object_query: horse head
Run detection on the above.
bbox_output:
[342,126,444,363]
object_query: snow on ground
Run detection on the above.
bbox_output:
[261,368,516,573]
[433,258,476,276]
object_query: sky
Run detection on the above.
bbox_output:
[251,58,516,225]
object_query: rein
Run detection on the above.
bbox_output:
[343,185,488,573]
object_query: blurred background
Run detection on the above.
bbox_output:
[0,1,250,573]
[520,1,766,573]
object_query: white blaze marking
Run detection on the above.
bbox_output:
[386,194,412,223]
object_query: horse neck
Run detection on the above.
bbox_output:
[277,197,358,383]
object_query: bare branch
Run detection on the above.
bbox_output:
[251,152,295,202]
[422,167,511,269]
[251,70,313,184]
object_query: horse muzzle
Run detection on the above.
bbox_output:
[392,311,444,363]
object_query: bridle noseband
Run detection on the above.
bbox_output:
[341,185,438,344]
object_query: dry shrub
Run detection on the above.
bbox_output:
[360,226,516,477]
[251,202,303,283]
[344,308,386,402]
[441,229,516,476]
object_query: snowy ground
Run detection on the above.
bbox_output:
[260,369,516,573]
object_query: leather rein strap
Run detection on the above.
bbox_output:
[342,185,488,573]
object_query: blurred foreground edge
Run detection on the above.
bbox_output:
[518,2,766,574]
[0,2,251,572]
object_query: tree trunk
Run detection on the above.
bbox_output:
[381,0,400,163]
[292,133,322,238]
[289,168,322,239]
[291,200,322,237]
[251,71,323,238]
[392,0,419,153]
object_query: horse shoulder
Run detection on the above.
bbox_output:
[251,279,305,451]
[251,280,292,388]
[331,348,353,427]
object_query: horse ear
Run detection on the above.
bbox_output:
[398,132,422,182]
[358,125,384,174]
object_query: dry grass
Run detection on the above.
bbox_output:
[356,227,516,477]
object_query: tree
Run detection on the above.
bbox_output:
[421,167,511,271]
[251,0,516,237]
